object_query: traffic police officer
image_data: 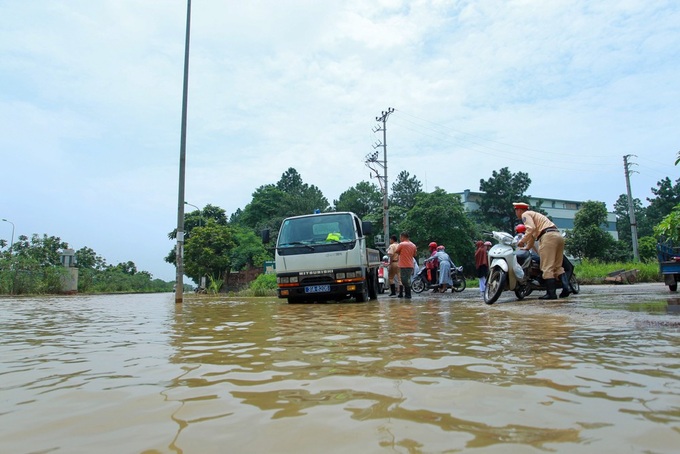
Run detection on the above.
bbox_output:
[513,202,570,300]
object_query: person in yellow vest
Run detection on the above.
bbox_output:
[513,202,570,300]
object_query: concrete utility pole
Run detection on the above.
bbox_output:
[623,154,640,262]
[371,107,394,243]
[176,0,192,304]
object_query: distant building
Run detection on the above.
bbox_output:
[456,189,618,240]
[59,248,79,293]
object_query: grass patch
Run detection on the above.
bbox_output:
[573,259,659,284]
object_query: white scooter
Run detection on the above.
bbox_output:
[484,231,528,305]
[377,256,389,294]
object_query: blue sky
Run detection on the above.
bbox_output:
[1,0,678,281]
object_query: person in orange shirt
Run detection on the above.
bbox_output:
[513,202,569,300]
[395,231,417,299]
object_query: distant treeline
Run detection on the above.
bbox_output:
[0,233,174,295]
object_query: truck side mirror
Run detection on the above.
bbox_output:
[361,221,372,237]
[261,229,270,244]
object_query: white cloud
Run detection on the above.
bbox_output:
[1,0,678,279]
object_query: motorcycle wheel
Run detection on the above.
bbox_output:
[411,277,426,294]
[569,274,580,294]
[484,268,506,305]
[514,285,529,300]
[452,276,466,292]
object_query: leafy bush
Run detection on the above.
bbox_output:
[249,273,277,296]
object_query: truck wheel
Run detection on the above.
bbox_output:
[670,283,678,292]
[355,282,370,302]
[368,270,378,300]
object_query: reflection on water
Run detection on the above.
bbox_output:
[1,293,679,453]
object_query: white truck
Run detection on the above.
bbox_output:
[263,211,382,303]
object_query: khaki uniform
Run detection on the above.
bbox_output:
[519,210,564,280]
[386,242,402,286]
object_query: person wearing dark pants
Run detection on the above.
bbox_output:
[395,231,417,299]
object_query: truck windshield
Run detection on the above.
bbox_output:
[278,213,356,247]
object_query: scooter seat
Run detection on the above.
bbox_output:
[515,249,531,265]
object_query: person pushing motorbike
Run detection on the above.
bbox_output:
[513,202,570,300]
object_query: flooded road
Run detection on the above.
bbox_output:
[1,284,679,453]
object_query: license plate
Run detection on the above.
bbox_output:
[305,285,330,294]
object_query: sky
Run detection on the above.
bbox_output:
[1,0,679,281]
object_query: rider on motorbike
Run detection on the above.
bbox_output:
[426,242,439,286]
[426,245,455,293]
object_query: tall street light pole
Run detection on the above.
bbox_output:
[176,0,192,304]
[184,201,203,226]
[1,218,14,250]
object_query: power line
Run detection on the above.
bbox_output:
[395,108,620,160]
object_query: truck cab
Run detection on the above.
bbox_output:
[266,211,380,303]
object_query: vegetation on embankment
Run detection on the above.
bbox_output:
[573,259,660,285]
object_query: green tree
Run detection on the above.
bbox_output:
[389,171,423,228]
[276,167,330,215]
[646,177,680,228]
[653,202,680,243]
[399,189,476,269]
[168,204,228,241]
[113,261,138,275]
[182,223,270,289]
[75,247,107,271]
[334,181,382,225]
[637,236,658,262]
[613,194,650,246]
[478,167,532,232]
[166,204,230,267]
[233,168,330,244]
[232,184,288,231]
[230,226,270,272]
[12,234,68,267]
[183,224,236,286]
[565,201,620,261]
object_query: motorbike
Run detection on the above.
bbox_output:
[412,261,467,293]
[484,230,579,305]
[514,249,580,299]
[377,256,389,294]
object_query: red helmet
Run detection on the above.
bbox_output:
[515,224,526,233]
[429,242,438,250]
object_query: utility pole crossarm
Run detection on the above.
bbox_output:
[371,107,394,243]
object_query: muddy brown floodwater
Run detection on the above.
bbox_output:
[1,284,679,453]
